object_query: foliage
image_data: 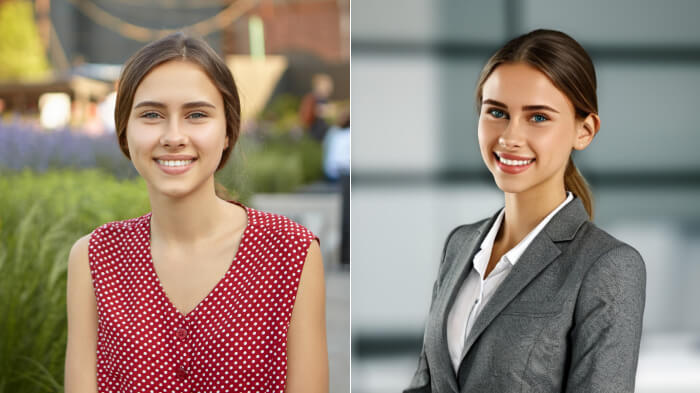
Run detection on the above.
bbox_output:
[0,0,50,81]
[0,170,150,392]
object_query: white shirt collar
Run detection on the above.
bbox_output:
[474,192,574,273]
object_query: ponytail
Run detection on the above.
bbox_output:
[564,157,593,220]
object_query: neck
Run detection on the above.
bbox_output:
[148,178,238,247]
[499,185,567,249]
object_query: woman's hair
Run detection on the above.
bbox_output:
[475,29,597,219]
[115,32,241,172]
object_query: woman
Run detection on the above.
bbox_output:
[64,33,328,393]
[405,29,646,392]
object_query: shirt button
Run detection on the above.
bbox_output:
[176,327,188,340]
[176,366,187,379]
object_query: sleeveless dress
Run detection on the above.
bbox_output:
[88,202,318,393]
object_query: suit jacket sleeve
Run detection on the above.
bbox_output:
[404,225,464,393]
[565,244,646,393]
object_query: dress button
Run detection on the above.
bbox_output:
[176,327,188,340]
[176,366,187,379]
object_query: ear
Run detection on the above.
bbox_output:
[573,113,600,151]
[224,135,229,149]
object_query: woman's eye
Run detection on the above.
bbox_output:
[188,112,207,120]
[531,113,548,122]
[489,109,506,119]
[141,112,161,119]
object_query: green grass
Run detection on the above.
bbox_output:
[0,170,150,392]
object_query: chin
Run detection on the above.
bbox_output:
[151,183,197,199]
[491,174,534,195]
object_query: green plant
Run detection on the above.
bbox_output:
[0,170,150,392]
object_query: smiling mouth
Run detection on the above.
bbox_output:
[493,152,535,166]
[154,158,197,167]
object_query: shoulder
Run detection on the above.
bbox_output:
[574,221,646,275]
[573,222,646,303]
[247,207,318,245]
[88,214,150,245]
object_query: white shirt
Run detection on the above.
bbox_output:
[446,192,573,372]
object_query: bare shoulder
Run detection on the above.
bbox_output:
[303,239,324,279]
[68,234,91,273]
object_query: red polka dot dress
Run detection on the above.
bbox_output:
[88,202,317,393]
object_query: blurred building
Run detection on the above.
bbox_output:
[49,0,349,98]
[352,1,700,392]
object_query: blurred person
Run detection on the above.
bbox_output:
[405,29,646,393]
[322,107,350,182]
[65,32,328,393]
[299,73,334,142]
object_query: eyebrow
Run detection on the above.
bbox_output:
[482,99,560,114]
[133,100,216,110]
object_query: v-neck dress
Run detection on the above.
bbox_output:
[88,203,318,393]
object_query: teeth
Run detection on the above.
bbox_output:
[497,155,533,166]
[157,159,193,167]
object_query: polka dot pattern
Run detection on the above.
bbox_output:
[88,203,317,392]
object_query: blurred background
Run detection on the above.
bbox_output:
[352,1,700,392]
[0,0,348,391]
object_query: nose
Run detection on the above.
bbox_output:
[160,119,187,148]
[498,118,525,149]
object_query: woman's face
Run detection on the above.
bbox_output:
[477,62,594,197]
[126,60,228,199]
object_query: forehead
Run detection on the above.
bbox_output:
[132,60,222,107]
[482,62,572,110]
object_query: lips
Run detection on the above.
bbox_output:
[493,152,535,174]
[153,156,198,175]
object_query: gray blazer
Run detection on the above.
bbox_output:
[405,197,646,393]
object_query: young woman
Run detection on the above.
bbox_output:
[65,33,328,393]
[405,29,646,392]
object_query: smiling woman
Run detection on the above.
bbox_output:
[64,32,328,393]
[405,29,646,393]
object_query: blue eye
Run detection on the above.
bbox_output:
[141,112,161,119]
[489,109,506,118]
[188,112,206,119]
[532,114,548,122]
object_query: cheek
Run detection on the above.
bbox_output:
[477,120,497,150]
[125,125,153,154]
[532,128,573,163]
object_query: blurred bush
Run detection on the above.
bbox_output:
[0,170,149,392]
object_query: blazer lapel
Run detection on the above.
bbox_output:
[457,197,589,366]
[431,212,499,391]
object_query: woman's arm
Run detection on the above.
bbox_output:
[64,235,99,393]
[285,239,329,393]
[566,244,646,393]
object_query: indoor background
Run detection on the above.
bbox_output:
[351,1,700,392]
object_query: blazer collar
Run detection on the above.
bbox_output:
[543,195,589,242]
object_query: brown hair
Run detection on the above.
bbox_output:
[475,29,597,219]
[115,32,241,172]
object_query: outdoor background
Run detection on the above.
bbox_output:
[0,0,349,392]
[352,1,700,392]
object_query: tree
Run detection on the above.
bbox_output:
[0,0,50,81]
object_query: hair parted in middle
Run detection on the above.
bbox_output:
[475,28,598,219]
[114,31,241,171]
